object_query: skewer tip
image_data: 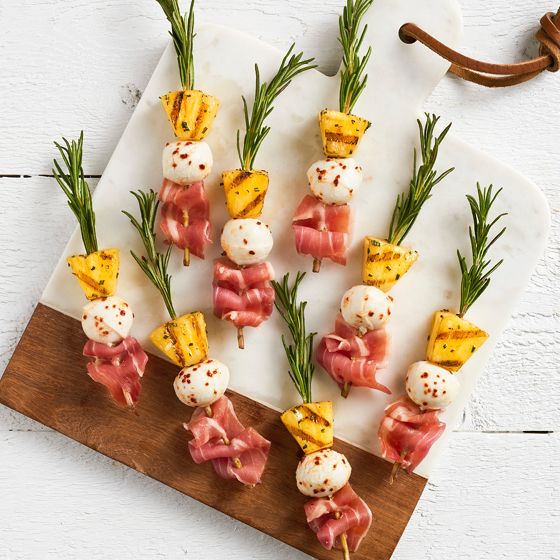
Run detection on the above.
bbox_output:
[341,382,351,399]
[183,248,190,267]
[312,258,322,273]
[237,327,245,349]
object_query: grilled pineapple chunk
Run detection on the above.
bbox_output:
[362,237,418,292]
[281,401,333,454]
[161,89,220,141]
[222,169,269,218]
[319,109,370,158]
[67,249,119,300]
[426,311,489,372]
[150,312,208,367]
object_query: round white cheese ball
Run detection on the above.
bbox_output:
[405,361,460,410]
[174,358,230,408]
[341,285,393,331]
[307,158,363,205]
[296,449,352,498]
[81,296,134,344]
[162,140,212,185]
[221,218,273,266]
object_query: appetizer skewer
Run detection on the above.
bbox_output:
[293,0,373,273]
[379,184,506,482]
[52,133,148,408]
[214,47,315,349]
[156,0,218,266]
[272,273,373,559]
[316,114,454,398]
[124,190,270,485]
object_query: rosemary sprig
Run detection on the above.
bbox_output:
[156,0,195,90]
[123,190,177,320]
[458,184,507,316]
[338,0,374,114]
[387,114,454,245]
[52,131,98,255]
[237,45,316,170]
[271,272,317,404]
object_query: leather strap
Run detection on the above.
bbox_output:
[399,9,560,87]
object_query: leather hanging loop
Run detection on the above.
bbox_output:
[399,8,560,87]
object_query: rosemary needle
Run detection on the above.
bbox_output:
[123,189,177,320]
[458,184,507,316]
[272,272,317,404]
[52,131,98,256]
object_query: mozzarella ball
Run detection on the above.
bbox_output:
[81,296,134,344]
[307,158,362,205]
[174,358,230,408]
[296,449,352,498]
[341,285,392,331]
[221,218,273,266]
[162,140,212,185]
[405,361,460,410]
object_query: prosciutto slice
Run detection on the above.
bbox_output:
[305,483,372,552]
[83,337,148,407]
[159,179,211,259]
[293,195,351,265]
[378,397,446,472]
[185,396,271,486]
[213,258,275,329]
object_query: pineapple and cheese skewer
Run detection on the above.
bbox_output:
[52,133,148,408]
[156,0,218,267]
[272,273,372,559]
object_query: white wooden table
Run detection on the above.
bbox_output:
[0,1,558,558]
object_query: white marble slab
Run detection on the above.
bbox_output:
[41,0,550,478]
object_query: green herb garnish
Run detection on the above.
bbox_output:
[237,45,316,170]
[339,0,374,114]
[388,113,454,245]
[156,0,195,90]
[271,272,316,404]
[52,132,98,255]
[458,184,506,316]
[123,190,177,319]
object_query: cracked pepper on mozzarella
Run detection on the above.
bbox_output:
[405,361,460,410]
[174,358,230,408]
[221,218,273,266]
[296,449,352,498]
[307,158,363,205]
[341,285,393,331]
[81,296,134,344]
[162,140,212,185]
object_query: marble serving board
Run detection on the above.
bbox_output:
[28,0,552,481]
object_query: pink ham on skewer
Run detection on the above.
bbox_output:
[293,195,351,271]
[305,483,373,553]
[159,179,212,263]
[83,337,148,408]
[184,396,271,486]
[378,397,446,480]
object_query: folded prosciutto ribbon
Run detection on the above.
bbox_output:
[305,483,373,553]
[83,337,148,407]
[316,314,390,395]
[184,396,271,486]
[293,195,351,266]
[213,258,275,328]
[378,397,446,473]
[159,179,212,259]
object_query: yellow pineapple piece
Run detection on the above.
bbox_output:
[222,169,269,218]
[362,237,418,292]
[426,311,489,372]
[280,401,333,454]
[161,89,220,141]
[319,109,370,158]
[67,249,120,300]
[150,312,208,367]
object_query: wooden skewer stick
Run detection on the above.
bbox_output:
[183,210,190,267]
[341,381,352,399]
[312,258,322,273]
[333,512,350,560]
[205,405,213,418]
[123,390,135,410]
[232,458,243,469]
[389,450,407,485]
[237,327,245,349]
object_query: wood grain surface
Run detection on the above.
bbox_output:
[0,303,426,560]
